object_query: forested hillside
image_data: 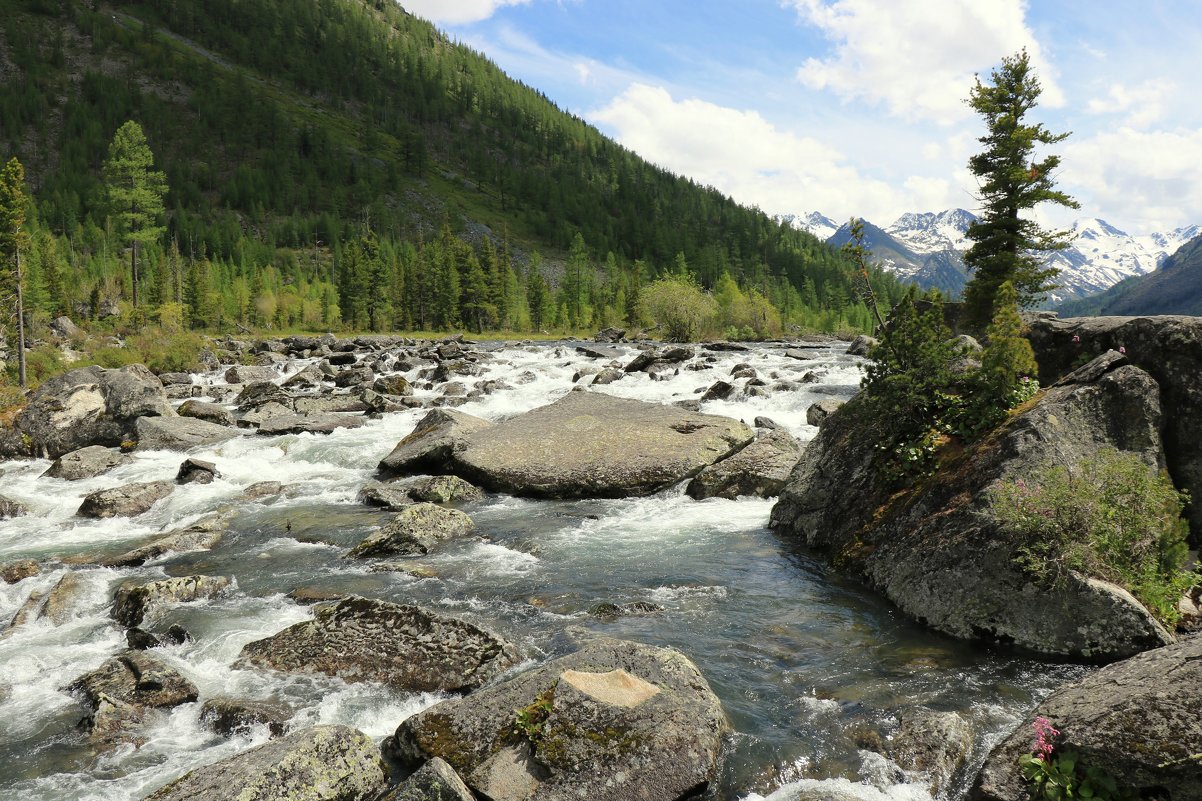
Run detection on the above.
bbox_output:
[0,0,900,342]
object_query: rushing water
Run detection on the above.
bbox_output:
[0,340,1085,801]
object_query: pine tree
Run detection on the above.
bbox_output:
[0,157,29,386]
[979,280,1038,401]
[103,121,168,310]
[961,50,1079,329]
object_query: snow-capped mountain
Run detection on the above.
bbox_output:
[793,209,1200,304]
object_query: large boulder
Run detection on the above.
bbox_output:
[134,416,239,451]
[971,636,1202,801]
[0,494,27,518]
[78,480,174,518]
[686,427,802,499]
[450,392,754,498]
[42,445,132,480]
[770,353,1174,662]
[1027,315,1202,543]
[140,725,386,801]
[379,408,495,475]
[239,596,521,693]
[257,413,367,435]
[381,757,474,801]
[111,575,233,627]
[9,365,173,458]
[390,635,727,801]
[200,696,292,738]
[178,399,236,427]
[66,650,198,712]
[347,503,475,558]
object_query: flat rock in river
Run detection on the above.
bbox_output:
[378,408,494,475]
[391,634,727,801]
[78,480,174,518]
[134,416,239,451]
[239,596,520,693]
[42,445,132,480]
[451,391,754,498]
[140,724,386,801]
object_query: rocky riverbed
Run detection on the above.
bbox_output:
[1,334,1089,801]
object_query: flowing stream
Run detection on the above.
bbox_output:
[0,340,1085,801]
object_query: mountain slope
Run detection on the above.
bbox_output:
[1057,233,1202,316]
[0,0,898,333]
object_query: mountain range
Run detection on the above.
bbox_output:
[787,210,1200,305]
[1057,233,1202,316]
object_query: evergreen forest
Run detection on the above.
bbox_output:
[0,0,904,355]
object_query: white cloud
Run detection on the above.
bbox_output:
[1063,127,1202,233]
[590,83,963,223]
[785,0,1061,125]
[398,0,530,25]
[1087,80,1176,129]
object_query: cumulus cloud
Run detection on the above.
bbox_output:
[590,83,962,223]
[785,0,1061,125]
[1063,127,1202,233]
[399,0,530,25]
[1087,80,1176,129]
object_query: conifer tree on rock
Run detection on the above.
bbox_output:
[962,50,1078,330]
[104,121,168,310]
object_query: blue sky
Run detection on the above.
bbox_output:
[399,1,1202,235]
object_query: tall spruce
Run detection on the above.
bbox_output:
[961,50,1078,330]
[0,157,29,386]
[103,121,168,310]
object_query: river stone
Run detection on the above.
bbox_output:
[805,399,845,427]
[88,693,149,750]
[66,650,198,712]
[1027,315,1202,544]
[687,427,801,499]
[348,503,476,558]
[450,391,754,499]
[282,364,327,390]
[381,757,474,801]
[846,334,876,356]
[176,457,220,485]
[1,559,39,584]
[42,571,90,625]
[243,481,284,501]
[200,696,292,738]
[78,480,174,518]
[407,475,483,504]
[42,445,131,480]
[293,395,370,415]
[239,596,521,693]
[771,353,1173,661]
[375,374,413,396]
[134,416,239,451]
[590,367,624,386]
[224,364,278,385]
[256,413,367,435]
[379,408,495,475]
[391,635,727,801]
[971,636,1202,801]
[235,380,293,410]
[359,480,415,510]
[111,575,233,627]
[0,494,26,518]
[886,708,972,795]
[102,514,229,568]
[140,724,386,801]
[8,364,174,458]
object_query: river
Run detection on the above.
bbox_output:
[0,339,1084,800]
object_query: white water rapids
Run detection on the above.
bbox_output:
[0,339,1084,800]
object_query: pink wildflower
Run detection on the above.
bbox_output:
[1032,716,1059,760]
[1072,335,1080,343]
[1119,345,1127,354]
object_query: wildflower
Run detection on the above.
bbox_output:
[1071,335,1080,343]
[1119,345,1127,354]
[1032,716,1059,760]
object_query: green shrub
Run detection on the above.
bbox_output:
[990,447,1195,625]
[637,276,719,342]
